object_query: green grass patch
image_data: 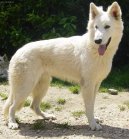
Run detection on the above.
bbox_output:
[72,110,85,118]
[55,106,63,111]
[69,86,80,94]
[24,99,31,107]
[40,102,52,111]
[118,105,126,111]
[0,78,8,85]
[57,98,66,105]
[101,65,129,91]
[99,87,108,93]
[51,78,72,88]
[31,121,45,130]
[56,122,69,129]
[123,101,129,109]
[0,92,8,100]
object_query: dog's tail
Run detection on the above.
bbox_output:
[3,91,13,119]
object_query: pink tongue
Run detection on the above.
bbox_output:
[98,45,106,56]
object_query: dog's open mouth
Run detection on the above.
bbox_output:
[98,37,111,56]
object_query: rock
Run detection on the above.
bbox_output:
[108,89,118,95]
[0,54,9,79]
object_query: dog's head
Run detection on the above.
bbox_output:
[87,2,123,56]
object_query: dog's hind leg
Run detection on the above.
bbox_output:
[30,74,56,120]
[3,90,13,120]
[6,71,37,129]
[7,93,28,129]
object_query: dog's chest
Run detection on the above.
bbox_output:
[96,60,112,81]
[84,57,112,82]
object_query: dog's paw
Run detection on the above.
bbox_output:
[8,122,19,129]
[43,113,56,120]
[90,120,102,131]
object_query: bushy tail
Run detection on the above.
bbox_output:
[3,92,13,119]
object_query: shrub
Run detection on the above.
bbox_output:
[57,98,66,105]
[40,102,51,111]
[69,86,79,94]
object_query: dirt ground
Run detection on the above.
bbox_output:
[0,84,129,139]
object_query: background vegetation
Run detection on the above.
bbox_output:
[0,0,129,66]
[0,0,129,90]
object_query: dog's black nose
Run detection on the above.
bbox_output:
[95,39,102,44]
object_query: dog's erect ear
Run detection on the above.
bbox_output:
[108,2,122,20]
[90,3,99,20]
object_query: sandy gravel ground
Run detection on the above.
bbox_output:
[0,84,129,139]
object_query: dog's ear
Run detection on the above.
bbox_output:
[108,2,122,20]
[90,3,99,20]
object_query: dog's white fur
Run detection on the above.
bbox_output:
[3,2,123,130]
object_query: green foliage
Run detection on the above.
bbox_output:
[101,64,129,91]
[72,110,85,118]
[99,87,108,93]
[118,105,126,111]
[0,79,8,84]
[69,86,80,94]
[55,106,63,111]
[0,92,8,100]
[0,0,129,65]
[24,99,31,107]
[56,122,69,129]
[40,102,51,111]
[57,98,66,105]
[51,78,72,88]
[123,101,129,109]
[0,1,77,57]
[31,121,45,130]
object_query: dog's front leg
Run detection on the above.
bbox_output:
[81,83,102,130]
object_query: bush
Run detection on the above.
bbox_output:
[69,86,80,94]
[0,1,77,58]
[0,0,129,67]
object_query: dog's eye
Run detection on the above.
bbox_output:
[104,25,110,29]
[95,25,98,29]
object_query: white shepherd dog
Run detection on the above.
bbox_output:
[3,2,123,130]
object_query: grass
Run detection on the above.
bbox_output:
[123,101,129,109]
[0,92,8,100]
[55,106,63,111]
[69,86,80,94]
[56,122,69,129]
[57,98,66,105]
[24,99,31,107]
[0,78,8,85]
[51,78,72,88]
[72,110,85,118]
[99,87,108,93]
[118,105,126,111]
[100,64,129,91]
[31,121,45,130]
[40,102,52,111]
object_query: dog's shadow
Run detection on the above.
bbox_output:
[19,119,129,138]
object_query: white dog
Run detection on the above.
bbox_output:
[3,2,123,130]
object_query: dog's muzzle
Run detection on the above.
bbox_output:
[98,37,111,56]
